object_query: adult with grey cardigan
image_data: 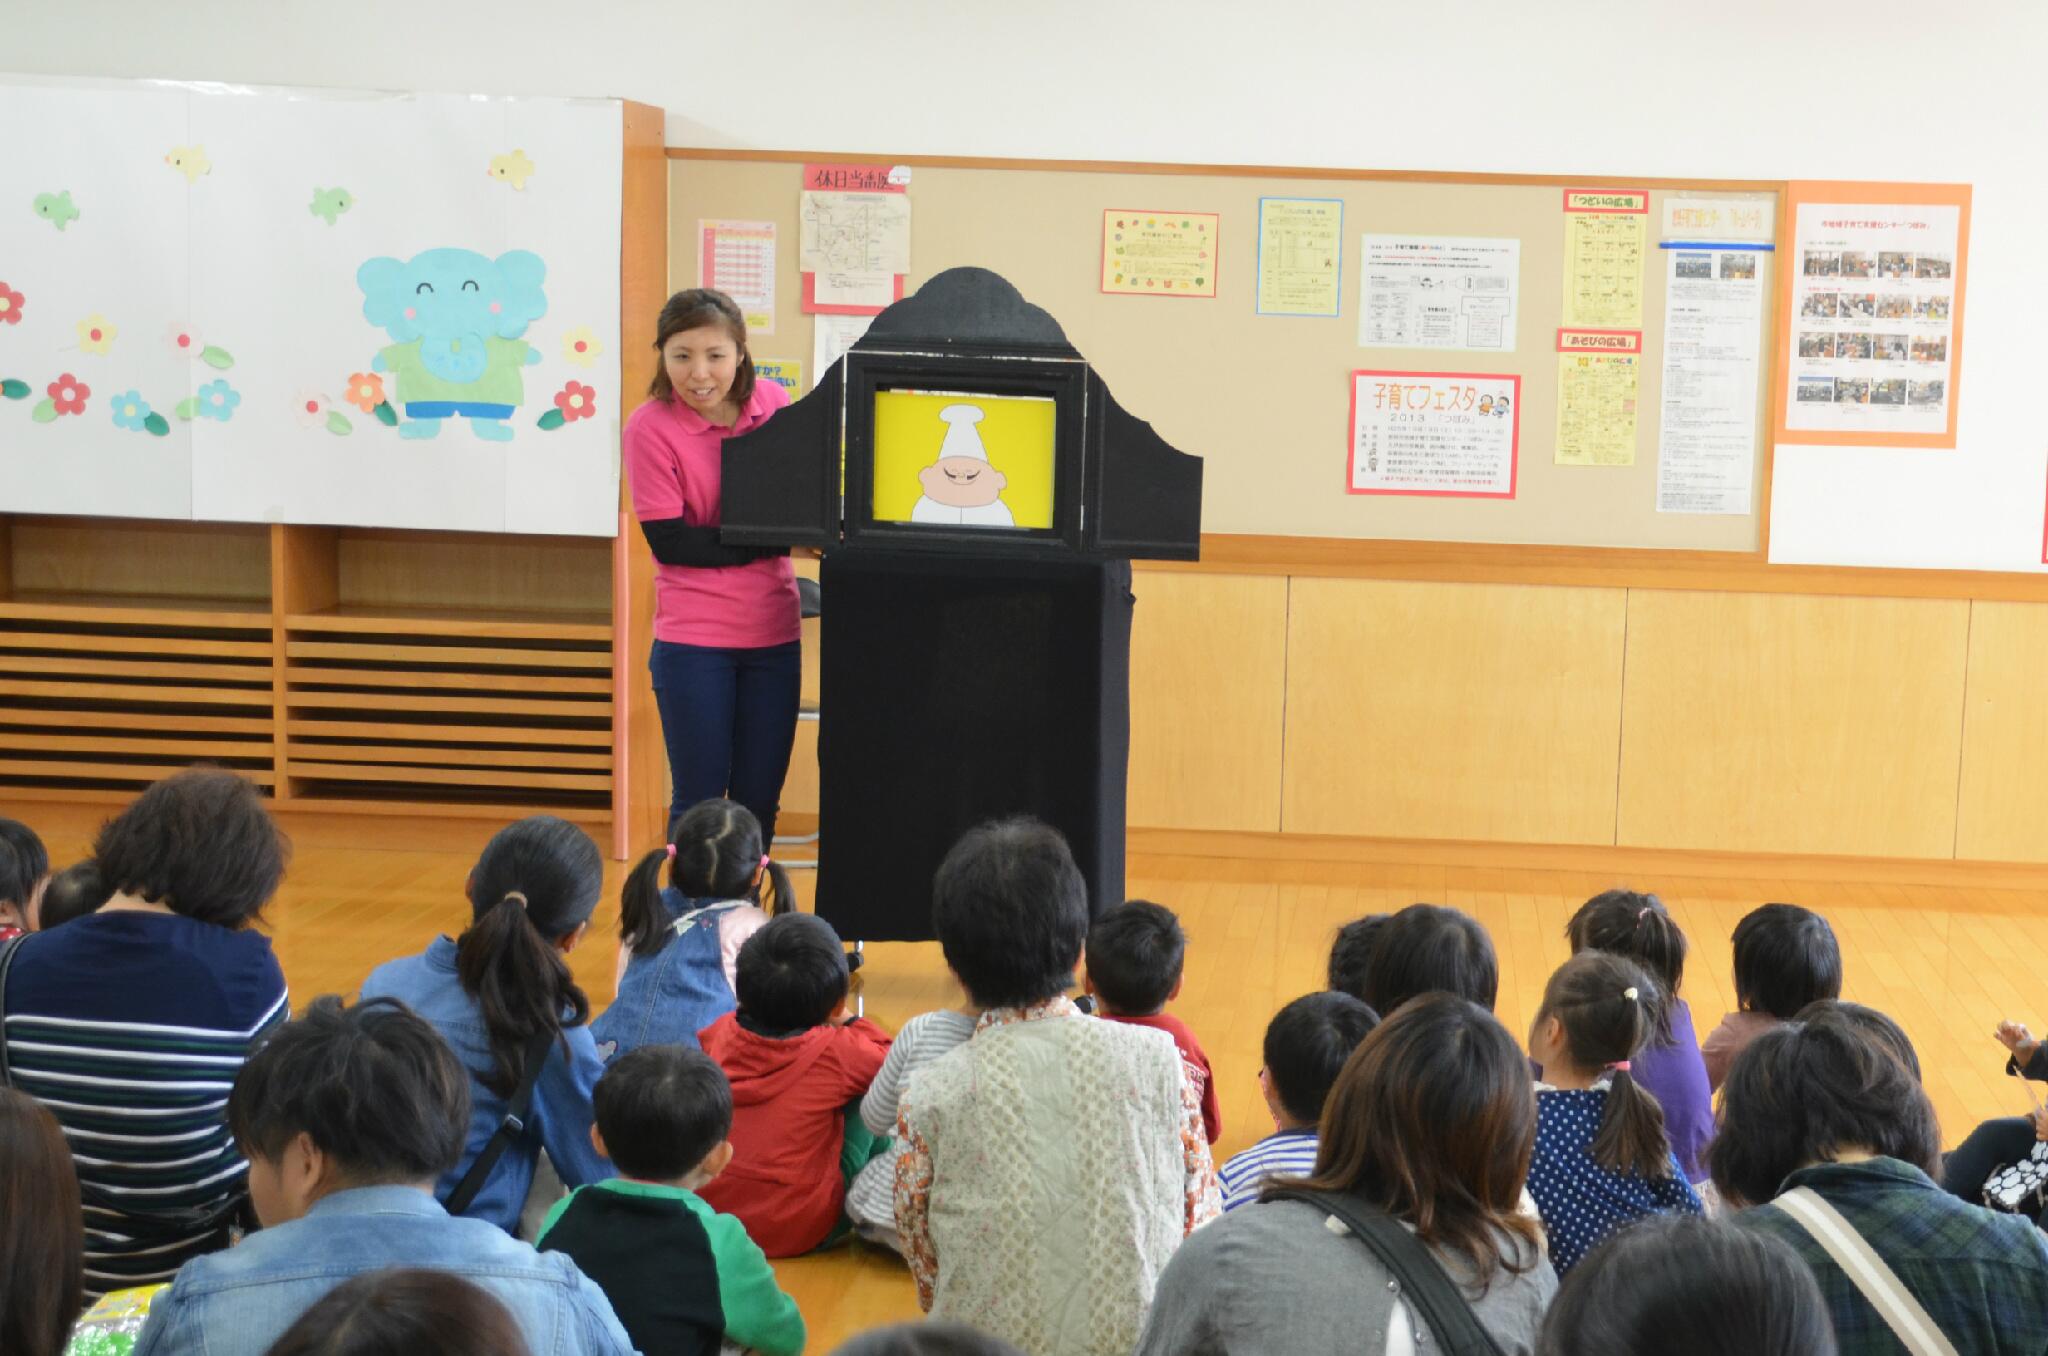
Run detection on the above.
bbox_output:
[1134,994,1558,1356]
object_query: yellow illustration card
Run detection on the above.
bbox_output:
[872,389,1056,530]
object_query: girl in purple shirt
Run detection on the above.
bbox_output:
[1564,890,1715,1184]
[624,290,802,839]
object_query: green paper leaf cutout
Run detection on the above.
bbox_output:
[372,401,398,427]
[536,408,566,431]
[143,412,170,436]
[174,396,200,420]
[199,346,234,370]
[31,397,57,423]
[325,409,354,436]
[0,379,28,400]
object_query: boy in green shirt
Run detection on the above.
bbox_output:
[538,1046,805,1356]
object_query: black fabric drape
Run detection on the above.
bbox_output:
[814,550,1133,942]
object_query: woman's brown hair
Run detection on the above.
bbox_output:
[0,1088,83,1356]
[648,288,755,409]
[1269,991,1543,1283]
[1535,951,1675,1179]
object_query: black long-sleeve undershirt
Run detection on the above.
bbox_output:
[638,517,787,568]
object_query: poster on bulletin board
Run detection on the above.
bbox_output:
[1348,369,1520,498]
[1775,180,1969,448]
[1101,211,1219,297]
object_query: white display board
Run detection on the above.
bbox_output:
[0,78,622,536]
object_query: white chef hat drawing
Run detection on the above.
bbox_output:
[937,405,990,464]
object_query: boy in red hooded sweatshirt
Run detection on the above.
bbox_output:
[696,911,891,1256]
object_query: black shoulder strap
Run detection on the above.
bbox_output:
[444,1026,558,1218]
[1264,1188,1507,1356]
[0,934,21,1086]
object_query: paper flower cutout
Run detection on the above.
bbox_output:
[109,390,154,431]
[45,373,90,417]
[488,150,535,190]
[195,378,240,422]
[344,372,386,413]
[76,315,117,355]
[164,322,203,358]
[556,381,596,419]
[0,282,23,326]
[33,191,78,231]
[164,146,211,183]
[561,326,603,368]
[295,391,330,428]
[310,187,354,225]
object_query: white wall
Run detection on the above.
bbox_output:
[10,0,2043,569]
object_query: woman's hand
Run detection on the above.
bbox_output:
[793,546,824,561]
[1998,1021,2039,1070]
[2032,1105,2048,1142]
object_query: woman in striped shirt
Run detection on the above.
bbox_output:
[1,769,289,1297]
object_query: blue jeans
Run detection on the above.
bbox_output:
[649,639,802,842]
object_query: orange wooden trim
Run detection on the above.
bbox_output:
[285,666,611,695]
[0,708,272,735]
[286,640,611,669]
[286,718,614,749]
[288,744,612,771]
[1771,180,1972,451]
[0,632,273,659]
[285,690,612,718]
[287,760,610,792]
[285,610,611,642]
[0,594,270,626]
[1143,534,2048,601]
[0,759,275,785]
[0,654,269,683]
[665,146,1783,193]
[0,679,272,707]
[1126,827,2048,892]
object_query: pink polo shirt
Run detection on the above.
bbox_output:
[625,381,801,649]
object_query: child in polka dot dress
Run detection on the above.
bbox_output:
[1526,950,1702,1275]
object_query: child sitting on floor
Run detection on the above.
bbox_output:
[0,818,50,941]
[697,911,891,1257]
[1564,889,1712,1184]
[1526,951,1702,1275]
[538,1045,804,1356]
[1699,902,1842,1090]
[1084,899,1221,1144]
[1217,991,1379,1211]
[1325,913,1389,1004]
[38,858,110,932]
[843,991,979,1254]
[592,799,790,1059]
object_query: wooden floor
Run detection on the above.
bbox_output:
[11,802,2048,1347]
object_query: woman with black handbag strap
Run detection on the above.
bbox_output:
[1134,993,1557,1356]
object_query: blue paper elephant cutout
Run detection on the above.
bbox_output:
[356,248,547,441]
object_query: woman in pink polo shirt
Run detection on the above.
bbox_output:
[625,289,801,840]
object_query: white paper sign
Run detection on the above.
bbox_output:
[1657,248,1766,515]
[1359,235,1520,352]
[1348,369,1520,498]
[811,313,873,388]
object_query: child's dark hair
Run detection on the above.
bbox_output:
[1565,890,1687,1043]
[0,819,48,911]
[828,1322,1026,1356]
[1535,951,1674,1179]
[1364,903,1499,1015]
[618,799,790,958]
[1732,903,1841,1020]
[455,816,603,1096]
[0,1087,81,1356]
[1264,991,1380,1126]
[263,1268,533,1356]
[1794,998,1920,1080]
[228,996,470,1182]
[36,860,108,931]
[733,912,849,1033]
[1327,913,1389,1002]
[648,288,755,408]
[593,1045,733,1181]
[1084,899,1185,1015]
[1537,1215,1836,1356]
[931,817,1090,1010]
[92,768,286,926]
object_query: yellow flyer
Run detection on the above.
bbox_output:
[1102,211,1219,297]
[1555,328,1642,466]
[755,359,803,396]
[1256,198,1342,316]
[1562,188,1649,329]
